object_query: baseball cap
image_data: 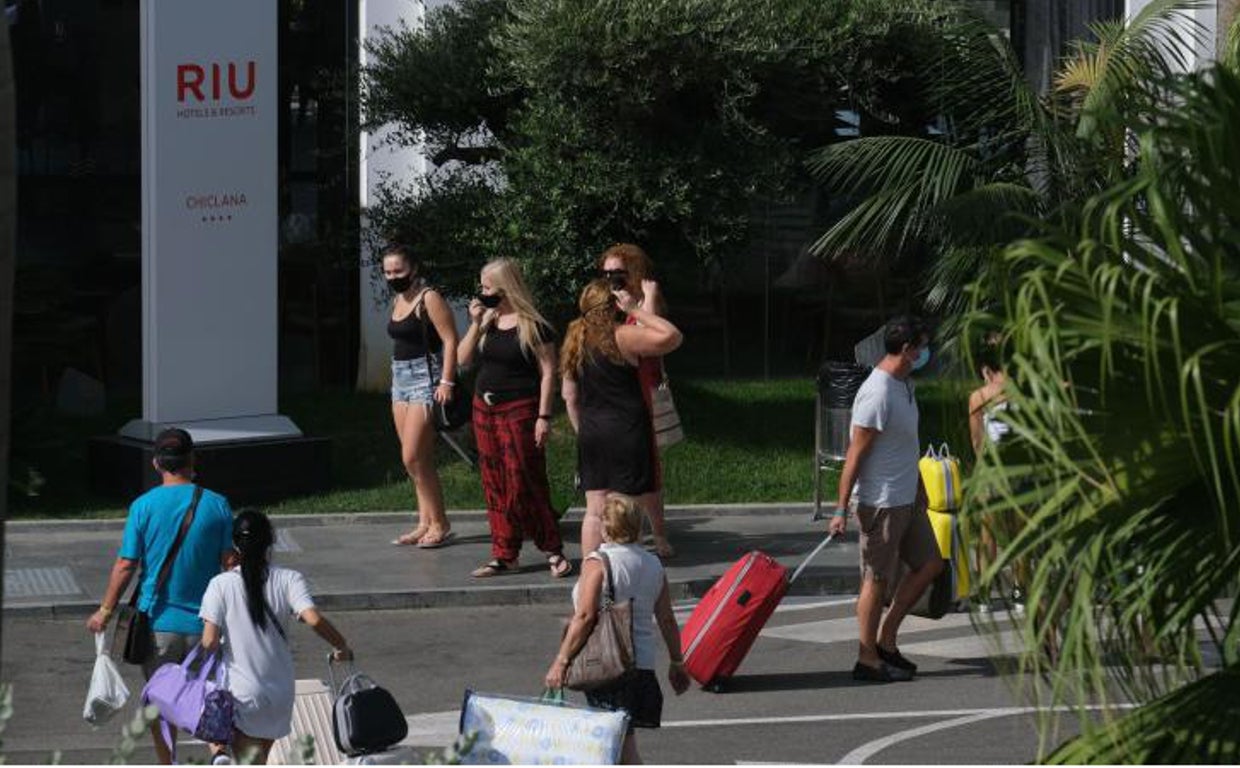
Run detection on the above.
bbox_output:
[153,427,194,459]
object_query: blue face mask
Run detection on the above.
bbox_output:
[911,346,931,371]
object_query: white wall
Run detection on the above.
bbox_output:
[1127,0,1220,69]
[357,0,428,391]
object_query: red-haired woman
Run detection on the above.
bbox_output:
[596,243,676,559]
[561,279,683,557]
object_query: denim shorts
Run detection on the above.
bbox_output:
[391,357,441,404]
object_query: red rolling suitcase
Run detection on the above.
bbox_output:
[681,535,835,690]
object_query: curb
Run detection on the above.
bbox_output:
[5,568,859,618]
[9,502,818,532]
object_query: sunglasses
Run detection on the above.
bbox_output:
[599,268,629,279]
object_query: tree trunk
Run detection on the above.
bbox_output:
[0,11,18,676]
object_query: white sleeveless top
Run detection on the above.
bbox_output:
[572,543,665,670]
[983,400,1012,445]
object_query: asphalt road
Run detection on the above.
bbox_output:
[2,597,1081,764]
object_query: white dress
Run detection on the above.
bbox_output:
[199,566,315,739]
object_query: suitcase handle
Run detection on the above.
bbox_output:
[326,653,358,694]
[789,534,835,585]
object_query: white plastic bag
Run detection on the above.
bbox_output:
[83,632,130,726]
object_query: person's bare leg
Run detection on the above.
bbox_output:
[620,733,642,765]
[878,559,943,651]
[149,720,176,764]
[392,403,430,543]
[856,577,885,667]
[638,490,674,557]
[401,405,451,541]
[233,730,275,765]
[581,491,607,557]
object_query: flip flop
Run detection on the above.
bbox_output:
[416,531,455,549]
[392,529,428,546]
[472,558,518,578]
[548,554,574,579]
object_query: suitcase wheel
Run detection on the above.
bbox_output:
[703,679,727,694]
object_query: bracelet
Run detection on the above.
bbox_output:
[669,659,685,668]
[439,380,456,387]
[832,510,848,519]
[537,414,552,421]
[98,604,114,617]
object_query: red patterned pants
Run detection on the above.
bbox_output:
[473,396,563,561]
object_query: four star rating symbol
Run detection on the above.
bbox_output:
[201,214,235,223]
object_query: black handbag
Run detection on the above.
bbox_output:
[114,486,204,664]
[417,294,473,430]
[328,658,408,756]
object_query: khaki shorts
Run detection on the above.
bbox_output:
[141,631,202,679]
[854,501,940,585]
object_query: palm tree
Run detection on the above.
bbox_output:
[963,58,1240,763]
[806,0,1207,317]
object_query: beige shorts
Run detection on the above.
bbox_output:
[854,501,940,585]
[141,631,202,679]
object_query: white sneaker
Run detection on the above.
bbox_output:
[211,754,233,765]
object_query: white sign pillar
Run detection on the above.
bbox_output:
[356,0,428,392]
[122,0,300,443]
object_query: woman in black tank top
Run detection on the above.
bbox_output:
[560,279,684,557]
[382,245,459,549]
[457,259,569,579]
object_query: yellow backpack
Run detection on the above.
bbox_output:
[919,443,962,513]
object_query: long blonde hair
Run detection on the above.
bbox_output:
[561,280,624,377]
[480,258,553,358]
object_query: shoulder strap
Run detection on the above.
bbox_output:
[151,485,205,600]
[595,550,617,606]
[264,600,288,642]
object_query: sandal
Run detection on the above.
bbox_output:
[472,559,518,578]
[416,530,455,549]
[548,554,574,579]
[392,526,429,546]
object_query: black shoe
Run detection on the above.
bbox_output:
[852,661,912,683]
[877,645,918,674]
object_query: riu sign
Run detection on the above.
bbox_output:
[177,61,257,102]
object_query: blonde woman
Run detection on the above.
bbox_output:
[545,494,690,765]
[458,259,570,578]
[561,280,683,558]
[384,245,458,549]
[598,244,674,559]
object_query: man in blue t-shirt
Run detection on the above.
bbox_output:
[86,428,234,763]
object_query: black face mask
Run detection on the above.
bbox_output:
[387,274,414,293]
[478,293,503,309]
[607,273,628,291]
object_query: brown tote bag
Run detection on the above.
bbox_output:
[564,551,635,691]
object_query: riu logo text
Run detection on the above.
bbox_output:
[177,62,257,102]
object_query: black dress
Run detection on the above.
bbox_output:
[576,354,655,495]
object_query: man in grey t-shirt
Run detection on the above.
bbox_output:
[828,316,943,683]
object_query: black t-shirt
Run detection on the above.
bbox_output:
[474,323,556,396]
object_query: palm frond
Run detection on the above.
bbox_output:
[1045,666,1240,764]
[962,63,1240,762]
[807,136,980,256]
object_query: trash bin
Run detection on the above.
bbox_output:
[813,361,870,518]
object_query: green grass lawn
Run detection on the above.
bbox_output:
[7,377,972,519]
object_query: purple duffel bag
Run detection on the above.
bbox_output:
[141,646,234,761]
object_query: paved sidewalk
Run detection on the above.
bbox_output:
[4,504,862,617]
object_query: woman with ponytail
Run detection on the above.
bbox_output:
[561,280,683,557]
[199,511,352,764]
